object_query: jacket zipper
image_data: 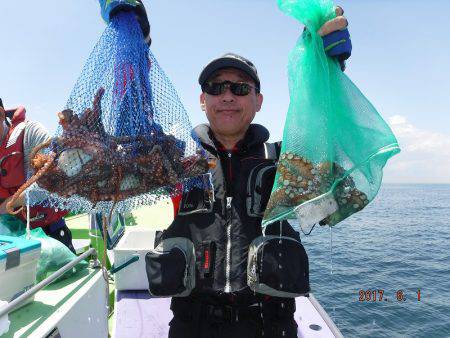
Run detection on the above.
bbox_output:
[225,152,233,292]
[225,195,233,292]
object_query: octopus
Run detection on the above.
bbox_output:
[6,88,210,214]
[264,151,369,225]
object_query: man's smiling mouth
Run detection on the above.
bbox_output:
[217,109,240,113]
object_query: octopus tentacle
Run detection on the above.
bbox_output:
[6,151,56,215]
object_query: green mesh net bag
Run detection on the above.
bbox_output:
[0,215,26,236]
[0,217,86,282]
[20,228,87,282]
[262,0,400,230]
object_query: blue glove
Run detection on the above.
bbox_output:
[99,0,151,45]
[323,28,352,71]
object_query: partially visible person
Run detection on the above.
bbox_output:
[0,98,75,253]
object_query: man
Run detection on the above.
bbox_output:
[0,99,75,253]
[151,7,352,338]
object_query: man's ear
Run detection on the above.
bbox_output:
[200,93,206,111]
[256,93,263,112]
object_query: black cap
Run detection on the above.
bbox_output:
[198,53,260,91]
[0,98,3,109]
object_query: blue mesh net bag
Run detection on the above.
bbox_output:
[8,2,209,215]
[262,0,400,230]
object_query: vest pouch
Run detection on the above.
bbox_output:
[246,162,277,217]
[145,237,196,297]
[178,175,214,216]
[247,235,310,298]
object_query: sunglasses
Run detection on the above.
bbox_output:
[202,81,256,96]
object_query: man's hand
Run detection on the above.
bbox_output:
[0,199,8,215]
[318,6,352,71]
[0,196,14,214]
[99,0,151,45]
[0,194,25,215]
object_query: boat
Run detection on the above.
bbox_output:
[0,198,343,338]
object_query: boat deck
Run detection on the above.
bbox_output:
[5,268,107,338]
[113,291,343,338]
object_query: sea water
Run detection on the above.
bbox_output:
[299,184,450,337]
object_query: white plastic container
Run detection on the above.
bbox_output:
[0,235,41,303]
[113,229,156,291]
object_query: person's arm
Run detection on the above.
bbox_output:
[23,120,51,172]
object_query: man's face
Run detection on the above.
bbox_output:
[200,68,263,140]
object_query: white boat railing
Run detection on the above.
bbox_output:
[308,293,344,338]
[0,248,97,318]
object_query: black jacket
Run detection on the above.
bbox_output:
[162,123,299,297]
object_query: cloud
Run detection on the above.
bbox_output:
[383,115,450,183]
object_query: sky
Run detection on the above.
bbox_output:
[0,0,449,183]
